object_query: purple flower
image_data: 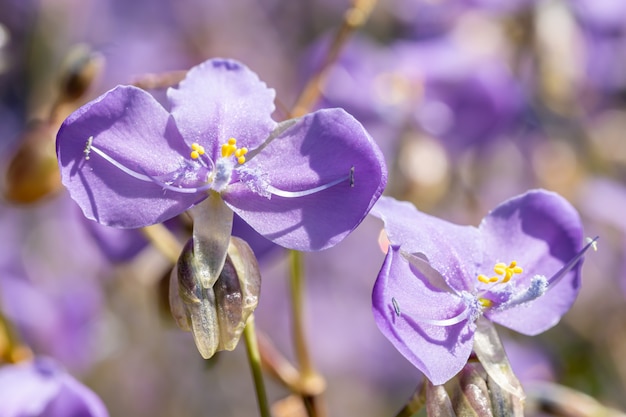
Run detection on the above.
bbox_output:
[56,58,386,255]
[371,190,593,385]
[0,357,108,417]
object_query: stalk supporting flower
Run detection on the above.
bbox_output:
[243,314,271,417]
[371,190,595,385]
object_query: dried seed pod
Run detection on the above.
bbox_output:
[170,236,261,359]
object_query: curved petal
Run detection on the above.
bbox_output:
[371,196,482,293]
[480,190,584,335]
[56,85,204,228]
[223,108,387,251]
[45,373,109,417]
[372,246,475,385]
[167,59,277,157]
[0,359,61,416]
[0,358,109,417]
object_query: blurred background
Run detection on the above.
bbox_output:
[1,0,626,415]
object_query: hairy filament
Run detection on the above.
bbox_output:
[266,166,354,198]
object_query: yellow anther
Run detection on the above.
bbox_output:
[493,263,507,275]
[190,143,205,159]
[220,138,247,164]
[191,143,205,154]
[479,298,493,308]
[478,260,524,284]
[221,143,235,158]
[477,274,491,284]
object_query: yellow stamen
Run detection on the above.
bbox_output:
[477,274,491,284]
[478,260,524,284]
[234,147,248,164]
[190,143,205,159]
[220,138,248,164]
[493,263,507,275]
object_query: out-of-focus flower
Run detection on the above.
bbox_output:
[371,190,593,384]
[0,357,108,417]
[0,193,108,371]
[393,37,524,158]
[57,58,386,286]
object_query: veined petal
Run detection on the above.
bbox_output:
[56,85,205,228]
[167,59,277,157]
[371,196,482,293]
[479,190,584,335]
[223,108,387,251]
[372,246,475,385]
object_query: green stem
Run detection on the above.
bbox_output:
[289,250,314,377]
[243,314,271,417]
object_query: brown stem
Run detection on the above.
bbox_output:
[289,0,378,118]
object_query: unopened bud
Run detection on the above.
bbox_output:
[425,380,455,417]
[58,45,104,104]
[169,236,261,359]
[452,363,494,417]
[3,121,61,203]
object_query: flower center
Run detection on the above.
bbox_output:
[81,135,355,198]
[477,261,523,284]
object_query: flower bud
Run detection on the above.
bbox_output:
[451,363,493,417]
[169,236,261,359]
[57,45,104,104]
[3,121,61,203]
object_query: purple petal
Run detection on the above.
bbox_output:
[224,108,387,251]
[43,372,109,417]
[57,85,203,228]
[168,59,277,158]
[0,359,60,416]
[480,190,584,335]
[371,196,482,292]
[372,246,475,385]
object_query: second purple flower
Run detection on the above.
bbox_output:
[371,190,594,385]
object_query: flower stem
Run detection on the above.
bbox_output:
[141,224,183,264]
[288,250,327,417]
[244,314,272,417]
[289,250,313,377]
[289,0,378,118]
